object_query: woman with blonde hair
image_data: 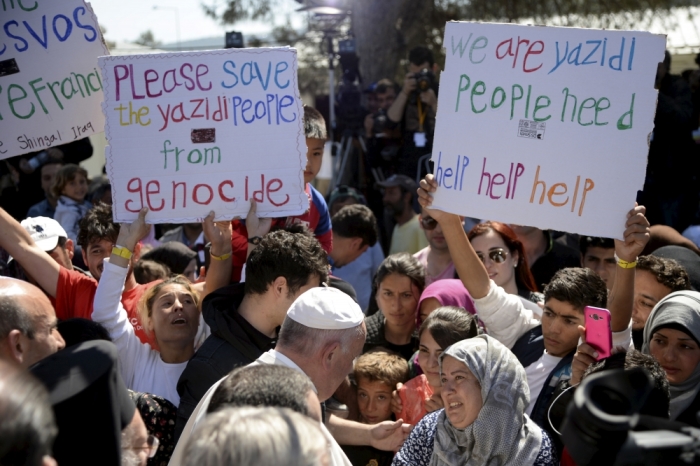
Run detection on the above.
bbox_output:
[92,208,231,406]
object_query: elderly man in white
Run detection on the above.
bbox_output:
[169,286,411,466]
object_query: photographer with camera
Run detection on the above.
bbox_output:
[364,79,402,175]
[387,46,439,181]
[364,80,399,139]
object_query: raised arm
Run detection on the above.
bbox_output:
[192,211,233,302]
[607,205,650,332]
[244,200,272,260]
[92,208,151,385]
[570,206,650,385]
[0,207,60,296]
[417,175,539,348]
[417,176,490,298]
[387,73,414,123]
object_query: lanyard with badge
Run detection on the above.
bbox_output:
[414,98,427,148]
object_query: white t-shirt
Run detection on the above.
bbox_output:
[92,260,189,407]
[525,352,562,415]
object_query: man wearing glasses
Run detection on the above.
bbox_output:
[414,210,460,285]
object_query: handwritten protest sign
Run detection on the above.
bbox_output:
[0,0,108,159]
[430,22,665,238]
[99,48,308,223]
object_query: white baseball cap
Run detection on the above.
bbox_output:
[20,217,68,252]
[287,286,364,330]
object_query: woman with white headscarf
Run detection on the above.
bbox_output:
[392,334,557,466]
[642,290,700,426]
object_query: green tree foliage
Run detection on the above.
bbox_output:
[135,30,162,48]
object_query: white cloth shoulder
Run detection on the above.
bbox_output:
[169,350,352,466]
[473,280,541,349]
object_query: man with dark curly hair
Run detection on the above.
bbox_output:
[631,255,691,348]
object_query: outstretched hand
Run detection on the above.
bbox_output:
[369,419,412,452]
[117,208,150,251]
[615,205,650,262]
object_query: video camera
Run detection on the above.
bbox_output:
[561,367,700,466]
[372,108,388,136]
[336,38,363,131]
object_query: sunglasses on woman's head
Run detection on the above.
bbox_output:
[421,216,438,230]
[476,248,509,264]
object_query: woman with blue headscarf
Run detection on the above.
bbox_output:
[643,290,700,426]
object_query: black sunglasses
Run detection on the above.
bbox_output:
[476,248,509,264]
[420,216,438,230]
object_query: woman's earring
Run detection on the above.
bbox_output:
[513,263,517,268]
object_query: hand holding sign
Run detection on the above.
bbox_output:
[116,208,151,253]
[614,205,650,263]
[202,212,233,258]
[418,174,450,224]
[99,48,308,224]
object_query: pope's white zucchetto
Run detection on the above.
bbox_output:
[286,287,364,330]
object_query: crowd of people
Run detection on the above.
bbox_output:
[1,45,700,466]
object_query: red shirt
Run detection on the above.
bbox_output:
[52,267,157,346]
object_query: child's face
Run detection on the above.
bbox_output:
[356,377,393,424]
[62,174,88,202]
[304,138,325,184]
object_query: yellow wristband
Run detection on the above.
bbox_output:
[210,251,232,261]
[614,253,637,269]
[112,246,133,260]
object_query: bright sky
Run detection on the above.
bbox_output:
[87,0,303,45]
[87,1,700,50]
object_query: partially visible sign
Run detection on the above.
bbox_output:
[0,1,108,159]
[431,21,666,238]
[99,47,308,223]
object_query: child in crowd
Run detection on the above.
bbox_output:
[52,164,92,243]
[341,350,409,466]
[228,106,333,281]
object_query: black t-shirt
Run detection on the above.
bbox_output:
[363,311,419,361]
[530,231,581,291]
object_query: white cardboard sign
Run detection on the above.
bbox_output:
[98,48,308,223]
[431,22,666,239]
[0,1,108,159]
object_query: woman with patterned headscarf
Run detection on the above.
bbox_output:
[393,335,557,466]
[642,290,700,426]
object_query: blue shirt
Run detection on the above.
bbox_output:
[332,242,384,312]
[27,199,55,219]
